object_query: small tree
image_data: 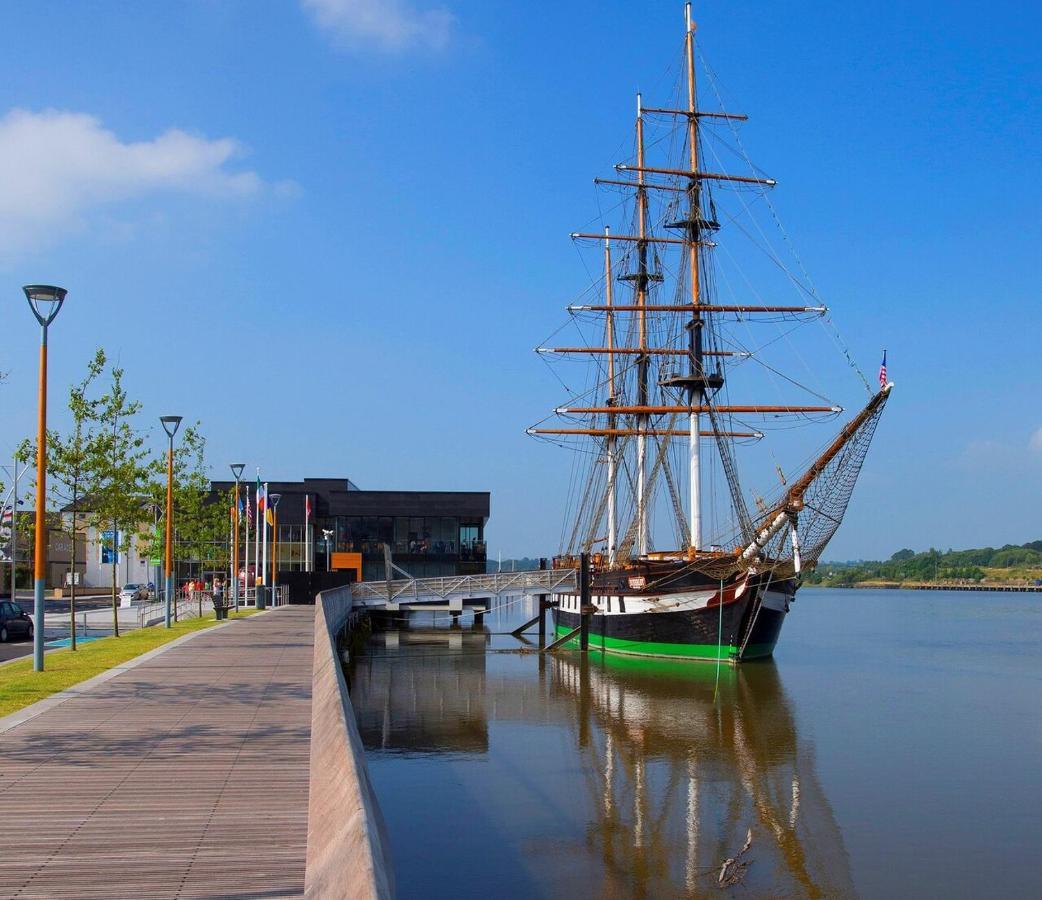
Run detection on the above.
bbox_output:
[140,424,228,612]
[46,349,106,650]
[86,365,152,637]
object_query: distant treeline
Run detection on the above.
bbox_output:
[486,557,544,574]
[808,541,1042,586]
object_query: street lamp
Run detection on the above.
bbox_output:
[269,493,282,599]
[160,415,182,627]
[229,463,245,612]
[25,285,67,672]
[322,528,334,572]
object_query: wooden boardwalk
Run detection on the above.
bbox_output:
[0,607,315,899]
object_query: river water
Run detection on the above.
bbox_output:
[346,588,1042,898]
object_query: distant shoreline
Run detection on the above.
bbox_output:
[805,581,1042,593]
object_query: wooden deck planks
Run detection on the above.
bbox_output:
[0,607,314,899]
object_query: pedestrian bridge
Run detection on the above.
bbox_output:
[351,568,576,610]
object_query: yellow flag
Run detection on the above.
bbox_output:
[265,508,274,526]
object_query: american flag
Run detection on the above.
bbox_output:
[878,350,888,389]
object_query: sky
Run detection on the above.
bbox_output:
[0,0,1040,562]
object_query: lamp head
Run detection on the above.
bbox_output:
[270,493,282,509]
[230,463,246,481]
[159,415,183,438]
[24,285,67,327]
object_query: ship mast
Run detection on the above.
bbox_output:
[635,93,650,556]
[685,3,703,551]
[604,226,618,566]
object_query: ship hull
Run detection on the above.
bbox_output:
[552,572,795,663]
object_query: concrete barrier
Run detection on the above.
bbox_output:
[306,587,394,899]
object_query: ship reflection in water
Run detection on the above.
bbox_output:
[349,622,854,898]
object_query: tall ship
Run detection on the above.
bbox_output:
[530,4,891,662]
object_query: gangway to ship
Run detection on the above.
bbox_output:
[350,568,575,613]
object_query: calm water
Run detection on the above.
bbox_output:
[347,589,1042,898]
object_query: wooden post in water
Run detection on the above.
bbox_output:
[579,552,592,651]
[538,557,548,645]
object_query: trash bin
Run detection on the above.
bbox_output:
[256,585,268,610]
[212,598,228,620]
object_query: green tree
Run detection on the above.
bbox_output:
[140,424,228,610]
[45,349,106,650]
[86,364,153,637]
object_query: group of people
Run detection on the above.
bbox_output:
[181,577,226,598]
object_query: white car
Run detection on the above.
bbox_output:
[119,583,148,607]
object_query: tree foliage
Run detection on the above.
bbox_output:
[807,541,1042,586]
[85,364,152,635]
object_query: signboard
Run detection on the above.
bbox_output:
[100,529,121,565]
[65,572,81,586]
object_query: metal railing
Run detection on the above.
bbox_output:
[351,568,576,605]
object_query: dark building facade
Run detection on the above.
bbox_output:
[210,477,490,583]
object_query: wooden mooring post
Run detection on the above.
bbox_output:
[579,552,592,651]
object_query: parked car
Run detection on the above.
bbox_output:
[119,583,149,607]
[0,600,33,642]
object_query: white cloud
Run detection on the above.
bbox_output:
[1030,427,1042,454]
[301,0,456,51]
[0,108,272,260]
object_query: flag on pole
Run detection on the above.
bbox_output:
[305,495,312,523]
[878,350,888,389]
[245,491,253,524]
[257,478,266,513]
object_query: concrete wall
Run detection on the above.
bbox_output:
[305,586,394,899]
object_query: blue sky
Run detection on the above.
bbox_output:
[1,0,1040,561]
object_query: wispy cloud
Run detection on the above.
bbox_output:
[301,0,456,52]
[0,108,279,262]
[957,429,1042,470]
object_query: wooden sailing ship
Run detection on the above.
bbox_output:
[529,4,892,662]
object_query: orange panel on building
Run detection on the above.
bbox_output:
[330,552,363,581]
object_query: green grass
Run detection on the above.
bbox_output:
[0,610,258,718]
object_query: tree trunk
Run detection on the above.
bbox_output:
[70,507,77,651]
[111,523,119,638]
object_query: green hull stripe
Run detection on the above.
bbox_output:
[552,625,774,662]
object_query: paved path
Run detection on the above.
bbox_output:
[0,607,314,899]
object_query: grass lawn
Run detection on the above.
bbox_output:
[0,610,257,719]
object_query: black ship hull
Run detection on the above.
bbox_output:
[552,571,795,663]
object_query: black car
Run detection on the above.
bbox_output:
[0,600,33,642]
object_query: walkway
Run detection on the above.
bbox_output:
[0,607,314,899]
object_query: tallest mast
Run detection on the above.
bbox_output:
[685,2,702,551]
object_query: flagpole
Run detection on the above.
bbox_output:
[261,482,268,586]
[244,486,251,603]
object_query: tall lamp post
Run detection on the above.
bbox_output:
[322,528,334,573]
[229,464,245,612]
[269,493,281,602]
[25,285,67,672]
[160,415,182,627]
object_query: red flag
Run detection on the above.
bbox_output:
[305,495,312,522]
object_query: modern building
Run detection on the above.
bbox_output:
[1,511,90,593]
[210,477,490,583]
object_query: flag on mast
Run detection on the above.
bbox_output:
[878,350,888,389]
